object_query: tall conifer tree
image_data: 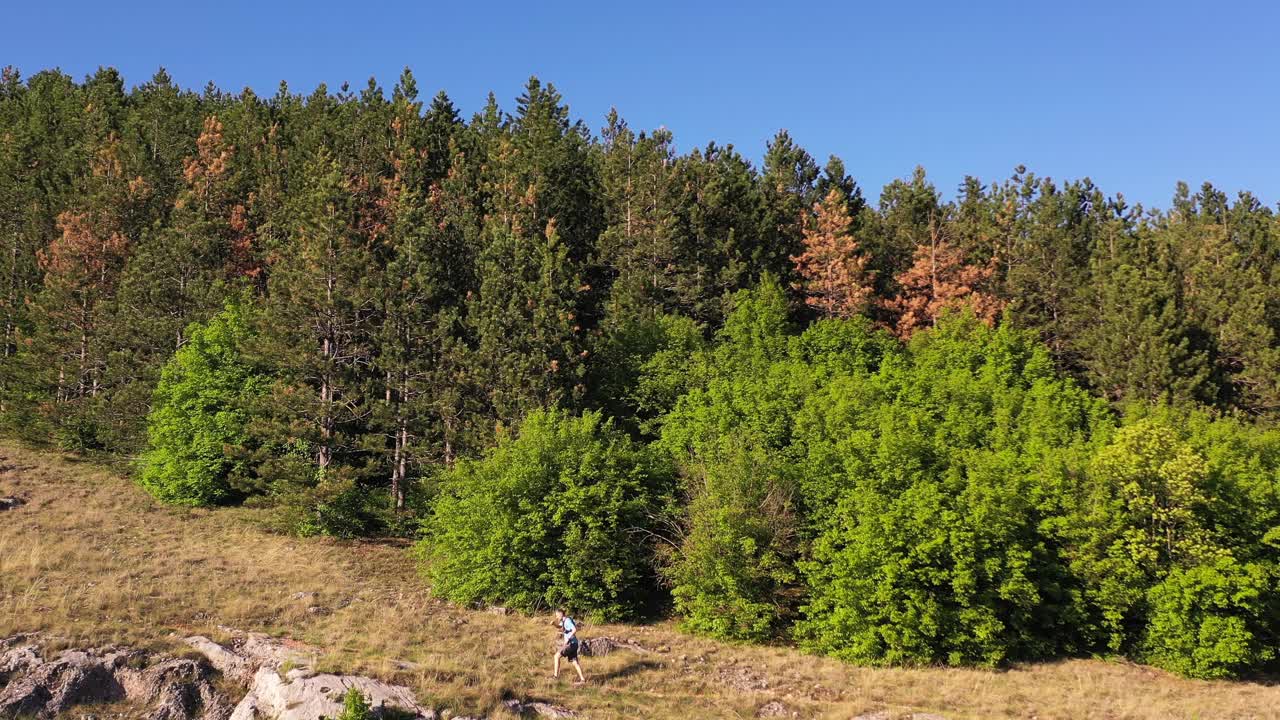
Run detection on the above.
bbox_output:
[256,149,376,475]
[792,189,874,319]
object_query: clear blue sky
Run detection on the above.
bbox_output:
[6,0,1278,210]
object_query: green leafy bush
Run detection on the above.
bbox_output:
[648,285,1280,677]
[794,317,1110,666]
[273,472,387,539]
[1062,420,1220,653]
[54,409,106,453]
[1142,557,1277,679]
[1128,404,1280,561]
[660,283,998,652]
[1062,412,1280,676]
[588,313,708,436]
[665,431,799,640]
[138,303,265,505]
[629,314,712,430]
[654,280,898,640]
[417,409,673,620]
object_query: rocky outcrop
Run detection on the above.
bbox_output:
[184,631,435,720]
[121,656,235,720]
[228,666,435,720]
[1,631,578,720]
[0,637,230,720]
[183,635,255,685]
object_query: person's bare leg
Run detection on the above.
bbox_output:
[553,650,561,678]
[572,659,585,683]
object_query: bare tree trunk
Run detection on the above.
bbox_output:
[390,417,403,509]
[78,297,90,398]
[319,249,336,471]
[4,233,17,358]
[443,413,455,467]
[395,421,407,510]
[319,330,333,470]
[390,371,409,511]
[318,369,332,471]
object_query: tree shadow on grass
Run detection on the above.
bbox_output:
[1241,669,1280,687]
[591,658,664,683]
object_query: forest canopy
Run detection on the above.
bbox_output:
[1,66,1277,679]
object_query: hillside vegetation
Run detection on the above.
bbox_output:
[3,444,1279,719]
[1,68,1278,684]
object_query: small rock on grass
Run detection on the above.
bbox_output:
[756,699,788,717]
[503,698,576,718]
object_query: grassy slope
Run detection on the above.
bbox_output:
[1,443,1277,720]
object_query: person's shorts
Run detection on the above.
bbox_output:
[559,638,579,661]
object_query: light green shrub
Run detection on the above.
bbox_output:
[417,409,672,620]
[138,302,264,505]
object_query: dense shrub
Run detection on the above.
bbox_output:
[655,279,898,640]
[417,409,673,620]
[794,317,1111,666]
[137,303,265,505]
[1143,557,1277,679]
[128,272,1280,679]
[628,314,712,433]
[665,431,799,640]
[1132,405,1280,560]
[1062,414,1280,675]
[589,313,708,436]
[269,471,390,539]
[1061,420,1220,653]
[647,285,1280,677]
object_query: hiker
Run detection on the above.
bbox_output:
[552,609,586,684]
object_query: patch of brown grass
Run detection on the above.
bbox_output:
[1,442,1276,719]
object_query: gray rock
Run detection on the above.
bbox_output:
[756,699,788,717]
[230,666,436,720]
[184,635,255,684]
[0,641,228,720]
[187,633,435,720]
[577,636,652,657]
[237,632,312,670]
[502,698,577,718]
[117,656,234,720]
[4,631,595,720]
[0,642,41,675]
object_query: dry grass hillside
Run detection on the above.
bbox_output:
[1,442,1277,719]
